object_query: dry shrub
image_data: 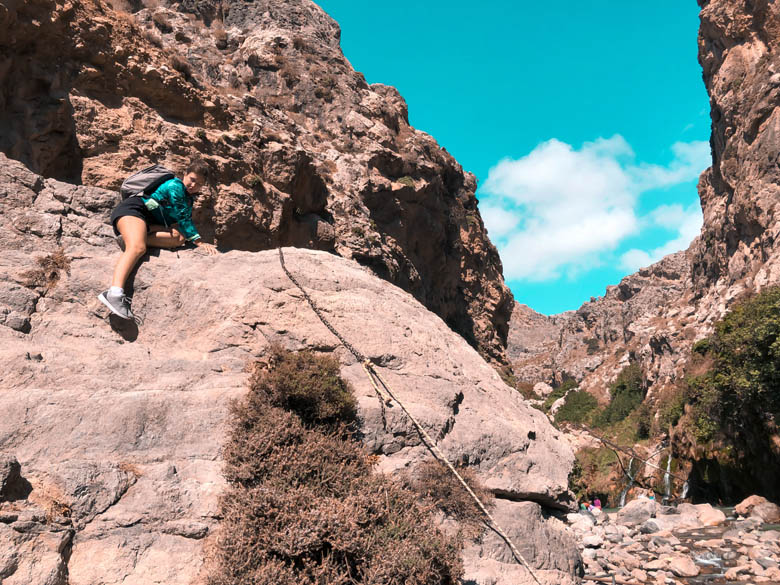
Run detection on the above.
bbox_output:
[292,35,309,53]
[250,345,357,429]
[21,248,70,292]
[29,480,71,523]
[170,54,193,80]
[278,62,299,88]
[118,462,144,479]
[213,21,228,49]
[152,11,172,33]
[209,348,463,585]
[142,28,163,48]
[407,460,492,534]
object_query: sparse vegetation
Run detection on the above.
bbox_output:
[314,75,337,102]
[515,381,540,401]
[397,176,415,188]
[405,460,491,538]
[245,174,263,189]
[585,337,600,355]
[292,35,309,53]
[278,62,298,88]
[142,28,163,48]
[593,363,644,427]
[152,11,172,33]
[208,347,463,585]
[21,249,71,292]
[213,22,228,50]
[555,389,598,424]
[543,378,577,411]
[170,54,193,81]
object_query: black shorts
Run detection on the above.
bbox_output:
[110,197,154,236]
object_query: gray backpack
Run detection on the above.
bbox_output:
[120,164,176,199]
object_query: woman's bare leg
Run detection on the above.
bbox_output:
[146,225,186,249]
[111,216,148,289]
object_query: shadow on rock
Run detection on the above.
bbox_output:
[1,454,33,502]
[109,314,139,341]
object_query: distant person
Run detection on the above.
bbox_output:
[98,158,217,320]
[593,498,602,509]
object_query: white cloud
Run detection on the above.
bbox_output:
[480,136,710,282]
[620,203,703,271]
[480,205,519,240]
[631,141,711,191]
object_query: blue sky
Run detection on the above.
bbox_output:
[316,0,711,315]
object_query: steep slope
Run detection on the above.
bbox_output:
[0,0,512,362]
[0,154,579,584]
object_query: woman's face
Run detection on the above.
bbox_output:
[183,172,206,194]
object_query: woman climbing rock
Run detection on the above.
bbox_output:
[98,158,218,320]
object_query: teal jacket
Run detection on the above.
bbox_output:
[141,178,201,241]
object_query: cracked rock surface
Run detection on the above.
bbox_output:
[0,153,578,584]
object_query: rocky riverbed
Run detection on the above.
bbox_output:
[569,496,780,585]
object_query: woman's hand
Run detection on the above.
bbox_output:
[195,240,218,255]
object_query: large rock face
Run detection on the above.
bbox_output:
[693,0,780,295]
[0,154,577,584]
[508,251,698,401]
[0,0,512,362]
[509,2,780,404]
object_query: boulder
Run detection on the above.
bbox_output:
[616,498,656,526]
[582,534,603,548]
[671,502,726,527]
[464,499,582,582]
[752,502,780,524]
[736,495,768,517]
[533,382,554,397]
[736,495,780,523]
[667,555,700,578]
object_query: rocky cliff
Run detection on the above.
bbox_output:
[0,0,512,362]
[509,0,780,403]
[0,154,579,584]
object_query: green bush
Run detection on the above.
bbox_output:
[679,288,780,450]
[709,288,780,421]
[555,390,598,424]
[569,447,620,505]
[594,363,644,427]
[585,337,600,355]
[210,347,463,585]
[543,378,577,411]
[657,393,686,432]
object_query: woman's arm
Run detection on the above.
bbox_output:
[161,180,201,242]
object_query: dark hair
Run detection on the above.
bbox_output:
[186,158,210,181]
